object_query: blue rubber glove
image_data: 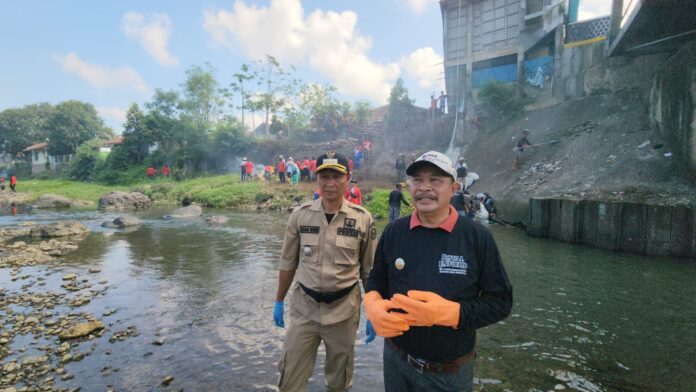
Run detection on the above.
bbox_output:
[365,320,376,344]
[273,301,285,328]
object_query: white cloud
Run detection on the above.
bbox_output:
[203,0,399,102]
[97,106,127,125]
[56,52,150,94]
[400,47,444,89]
[122,12,179,67]
[401,0,437,14]
[578,0,611,21]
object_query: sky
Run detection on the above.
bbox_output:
[0,0,610,134]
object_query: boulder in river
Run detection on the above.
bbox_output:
[206,215,229,225]
[30,221,90,238]
[98,191,151,211]
[34,194,72,209]
[113,215,141,228]
[59,320,105,340]
[166,204,203,219]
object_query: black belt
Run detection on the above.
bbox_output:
[299,282,358,304]
[388,340,475,374]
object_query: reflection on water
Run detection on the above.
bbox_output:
[1,208,695,391]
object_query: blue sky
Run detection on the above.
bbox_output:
[0,0,609,134]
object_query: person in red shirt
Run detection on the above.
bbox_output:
[10,175,17,192]
[362,139,371,163]
[277,156,287,183]
[349,159,354,173]
[162,165,171,177]
[345,180,363,205]
[244,160,254,180]
[147,167,156,178]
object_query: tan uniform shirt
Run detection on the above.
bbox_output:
[280,199,376,325]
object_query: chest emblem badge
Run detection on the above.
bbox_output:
[303,246,313,257]
[395,258,405,270]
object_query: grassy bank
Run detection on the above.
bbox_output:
[14,177,410,218]
[15,176,308,209]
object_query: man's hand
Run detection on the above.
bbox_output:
[365,320,376,344]
[363,291,409,338]
[273,301,285,328]
[391,290,460,328]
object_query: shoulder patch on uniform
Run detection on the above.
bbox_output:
[370,221,377,240]
[348,204,369,214]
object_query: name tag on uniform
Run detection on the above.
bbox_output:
[337,227,359,238]
[300,226,320,234]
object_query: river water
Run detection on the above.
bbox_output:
[1,207,695,391]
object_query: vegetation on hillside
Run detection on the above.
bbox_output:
[477,80,526,130]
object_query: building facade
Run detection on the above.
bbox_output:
[440,0,573,114]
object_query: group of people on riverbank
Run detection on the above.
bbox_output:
[146,165,171,178]
[239,139,373,187]
[273,150,512,392]
[0,174,17,192]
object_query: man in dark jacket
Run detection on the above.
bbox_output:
[388,183,410,222]
[364,151,512,392]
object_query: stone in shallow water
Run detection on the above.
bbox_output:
[62,273,77,281]
[161,375,175,386]
[59,321,105,340]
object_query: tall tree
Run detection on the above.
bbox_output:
[0,103,53,154]
[180,64,221,125]
[250,55,291,136]
[387,78,413,131]
[228,63,254,128]
[387,78,415,149]
[46,100,112,155]
[121,103,150,163]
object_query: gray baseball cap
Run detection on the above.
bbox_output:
[406,151,457,179]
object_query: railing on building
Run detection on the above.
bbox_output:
[564,16,611,48]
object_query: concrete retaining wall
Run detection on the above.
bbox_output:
[527,197,694,258]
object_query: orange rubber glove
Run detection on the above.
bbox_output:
[363,291,410,338]
[391,290,460,328]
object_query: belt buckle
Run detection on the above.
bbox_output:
[406,354,424,374]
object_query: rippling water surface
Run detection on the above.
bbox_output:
[1,207,695,391]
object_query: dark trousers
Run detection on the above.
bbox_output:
[383,342,474,392]
[279,172,286,183]
[10,184,15,192]
[240,167,246,181]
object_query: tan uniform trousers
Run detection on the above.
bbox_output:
[278,308,360,392]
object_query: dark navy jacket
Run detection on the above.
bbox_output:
[366,214,513,362]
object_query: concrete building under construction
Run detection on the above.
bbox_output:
[439,0,610,115]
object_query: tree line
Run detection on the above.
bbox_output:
[0,56,382,183]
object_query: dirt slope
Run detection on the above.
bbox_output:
[460,91,696,223]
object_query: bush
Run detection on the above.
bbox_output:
[477,81,525,129]
[69,139,105,181]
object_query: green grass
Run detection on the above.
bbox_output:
[15,175,306,209]
[16,177,412,214]
[17,179,132,203]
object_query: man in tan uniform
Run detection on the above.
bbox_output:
[274,151,377,392]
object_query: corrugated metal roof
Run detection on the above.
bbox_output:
[22,142,47,152]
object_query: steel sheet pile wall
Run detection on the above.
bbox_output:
[528,197,695,258]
